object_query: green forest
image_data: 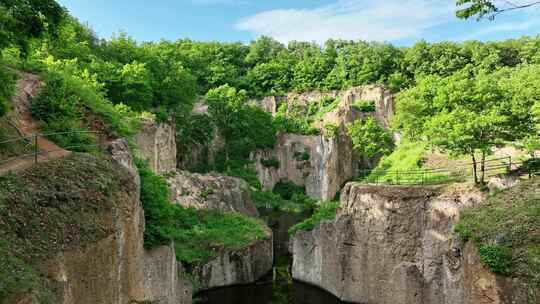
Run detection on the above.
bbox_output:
[1,0,539,183]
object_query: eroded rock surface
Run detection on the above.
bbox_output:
[135,118,177,174]
[291,183,539,304]
[167,170,259,217]
[165,170,273,291]
[253,133,351,201]
[252,85,395,201]
[193,230,273,291]
[33,140,192,304]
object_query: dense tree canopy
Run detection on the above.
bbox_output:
[395,66,540,184]
[0,0,539,183]
[0,0,65,51]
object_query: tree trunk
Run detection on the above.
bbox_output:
[480,150,486,185]
[225,146,230,171]
[471,153,478,184]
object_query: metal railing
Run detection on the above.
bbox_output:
[0,130,103,167]
[358,156,536,186]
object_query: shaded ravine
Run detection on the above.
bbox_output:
[196,209,348,304]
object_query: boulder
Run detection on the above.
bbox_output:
[167,170,259,218]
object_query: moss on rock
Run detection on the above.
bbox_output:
[0,153,133,302]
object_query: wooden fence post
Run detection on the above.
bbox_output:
[33,134,38,164]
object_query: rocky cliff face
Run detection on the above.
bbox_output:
[134,114,273,293]
[255,85,395,130]
[166,171,273,291]
[5,140,192,304]
[252,133,350,201]
[42,140,191,304]
[291,183,539,304]
[253,85,395,201]
[193,230,273,291]
[135,118,177,174]
[167,170,259,217]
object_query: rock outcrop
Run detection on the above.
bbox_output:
[255,85,395,130]
[252,85,395,201]
[166,170,273,291]
[290,183,539,304]
[32,140,192,304]
[193,230,273,291]
[133,113,272,292]
[135,118,177,174]
[253,133,351,201]
[167,170,259,217]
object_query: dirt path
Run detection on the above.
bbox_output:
[0,72,70,175]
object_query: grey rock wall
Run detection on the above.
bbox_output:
[33,139,192,304]
[135,118,177,174]
[290,183,539,304]
[167,170,259,217]
[252,85,395,201]
[194,232,273,291]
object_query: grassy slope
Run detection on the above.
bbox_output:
[455,177,540,285]
[288,201,340,234]
[0,153,131,302]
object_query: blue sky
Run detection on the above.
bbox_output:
[57,0,540,45]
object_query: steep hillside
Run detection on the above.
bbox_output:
[0,153,131,302]
[456,177,540,287]
[0,150,192,304]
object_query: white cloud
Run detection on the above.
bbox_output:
[235,0,456,44]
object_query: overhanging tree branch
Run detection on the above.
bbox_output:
[456,0,540,20]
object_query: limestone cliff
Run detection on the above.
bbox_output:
[167,170,259,217]
[1,141,191,304]
[134,114,273,292]
[135,117,177,174]
[193,230,273,291]
[290,183,539,304]
[252,85,395,201]
[166,170,274,291]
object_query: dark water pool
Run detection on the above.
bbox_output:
[196,274,346,304]
[197,209,348,304]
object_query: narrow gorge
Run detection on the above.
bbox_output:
[1,5,539,303]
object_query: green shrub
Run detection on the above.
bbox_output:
[323,123,339,138]
[0,64,17,118]
[293,151,310,161]
[251,190,285,210]
[31,62,139,150]
[346,117,394,159]
[478,245,512,275]
[289,201,340,234]
[251,189,316,213]
[261,158,280,169]
[273,180,305,200]
[353,100,376,112]
[221,161,262,190]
